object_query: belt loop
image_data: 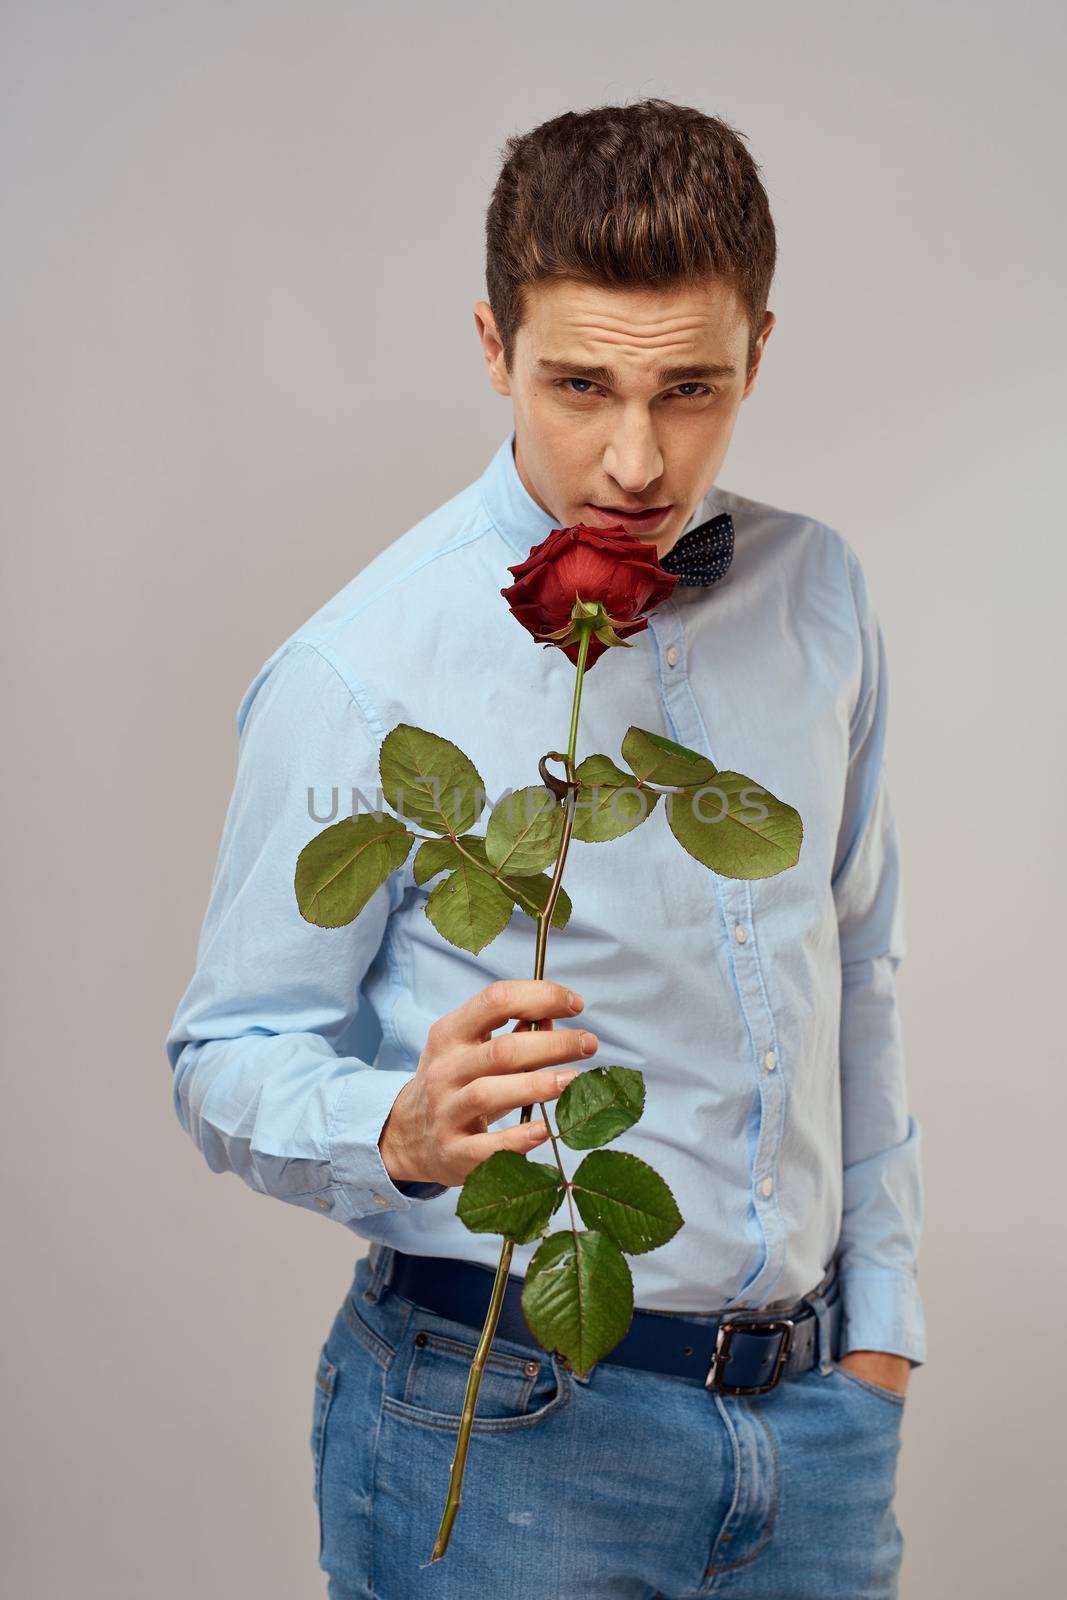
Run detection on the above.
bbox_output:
[799,1257,838,1375]
[812,1295,834,1374]
[364,1243,396,1303]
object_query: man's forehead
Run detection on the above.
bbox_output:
[517,277,746,374]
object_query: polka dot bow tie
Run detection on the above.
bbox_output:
[657,509,735,588]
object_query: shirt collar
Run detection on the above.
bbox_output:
[478,429,719,562]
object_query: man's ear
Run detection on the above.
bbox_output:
[473,300,512,397]
[742,310,776,400]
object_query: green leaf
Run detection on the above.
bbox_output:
[413,834,572,931]
[455,1151,565,1244]
[665,770,803,879]
[379,723,485,836]
[500,869,573,930]
[556,1066,646,1149]
[571,754,660,843]
[521,1230,634,1378]
[570,1149,684,1255]
[484,784,564,875]
[424,853,515,954]
[295,813,413,928]
[621,726,717,789]
[411,834,463,886]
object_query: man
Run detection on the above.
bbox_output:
[166,98,925,1598]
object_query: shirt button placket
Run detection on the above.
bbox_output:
[725,891,786,1298]
[647,610,785,1297]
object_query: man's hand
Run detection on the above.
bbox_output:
[378,978,598,1187]
[837,1348,912,1397]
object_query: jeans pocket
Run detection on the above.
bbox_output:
[831,1359,907,1411]
[408,1323,538,1410]
[383,1306,571,1434]
[310,1343,338,1550]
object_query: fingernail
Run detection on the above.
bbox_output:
[580,1032,597,1055]
[557,1069,579,1091]
[567,990,583,1012]
[528,1121,549,1138]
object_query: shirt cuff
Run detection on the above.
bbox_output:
[837,1262,928,1368]
[327,1068,449,1216]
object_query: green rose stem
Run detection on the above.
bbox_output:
[428,616,594,1565]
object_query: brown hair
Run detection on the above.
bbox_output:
[484,98,776,375]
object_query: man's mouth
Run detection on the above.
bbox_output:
[586,503,673,533]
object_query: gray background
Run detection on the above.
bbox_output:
[4,2,1064,1594]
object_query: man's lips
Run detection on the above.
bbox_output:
[586,503,673,533]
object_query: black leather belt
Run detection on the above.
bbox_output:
[379,1246,842,1396]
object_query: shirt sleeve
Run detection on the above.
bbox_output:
[164,638,449,1223]
[831,550,928,1368]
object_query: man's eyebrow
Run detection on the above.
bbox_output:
[535,357,738,385]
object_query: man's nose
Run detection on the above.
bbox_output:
[603,419,664,496]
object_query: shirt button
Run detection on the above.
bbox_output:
[314,1196,332,1211]
[734,924,747,943]
[759,1177,774,1197]
[764,1051,777,1072]
[665,645,679,668]
[372,1192,389,1207]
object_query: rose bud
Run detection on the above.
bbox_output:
[500,522,680,671]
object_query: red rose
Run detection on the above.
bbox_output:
[500,522,679,670]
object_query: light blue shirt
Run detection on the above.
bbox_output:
[165,430,927,1365]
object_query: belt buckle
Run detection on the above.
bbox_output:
[705,1316,795,1395]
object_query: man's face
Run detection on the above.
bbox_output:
[473,276,774,559]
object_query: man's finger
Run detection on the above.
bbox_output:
[455,1065,582,1125]
[460,1119,552,1170]
[444,979,584,1043]
[452,1024,596,1087]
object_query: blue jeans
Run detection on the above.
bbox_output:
[311,1245,907,1598]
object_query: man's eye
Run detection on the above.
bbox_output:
[557,378,714,400]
